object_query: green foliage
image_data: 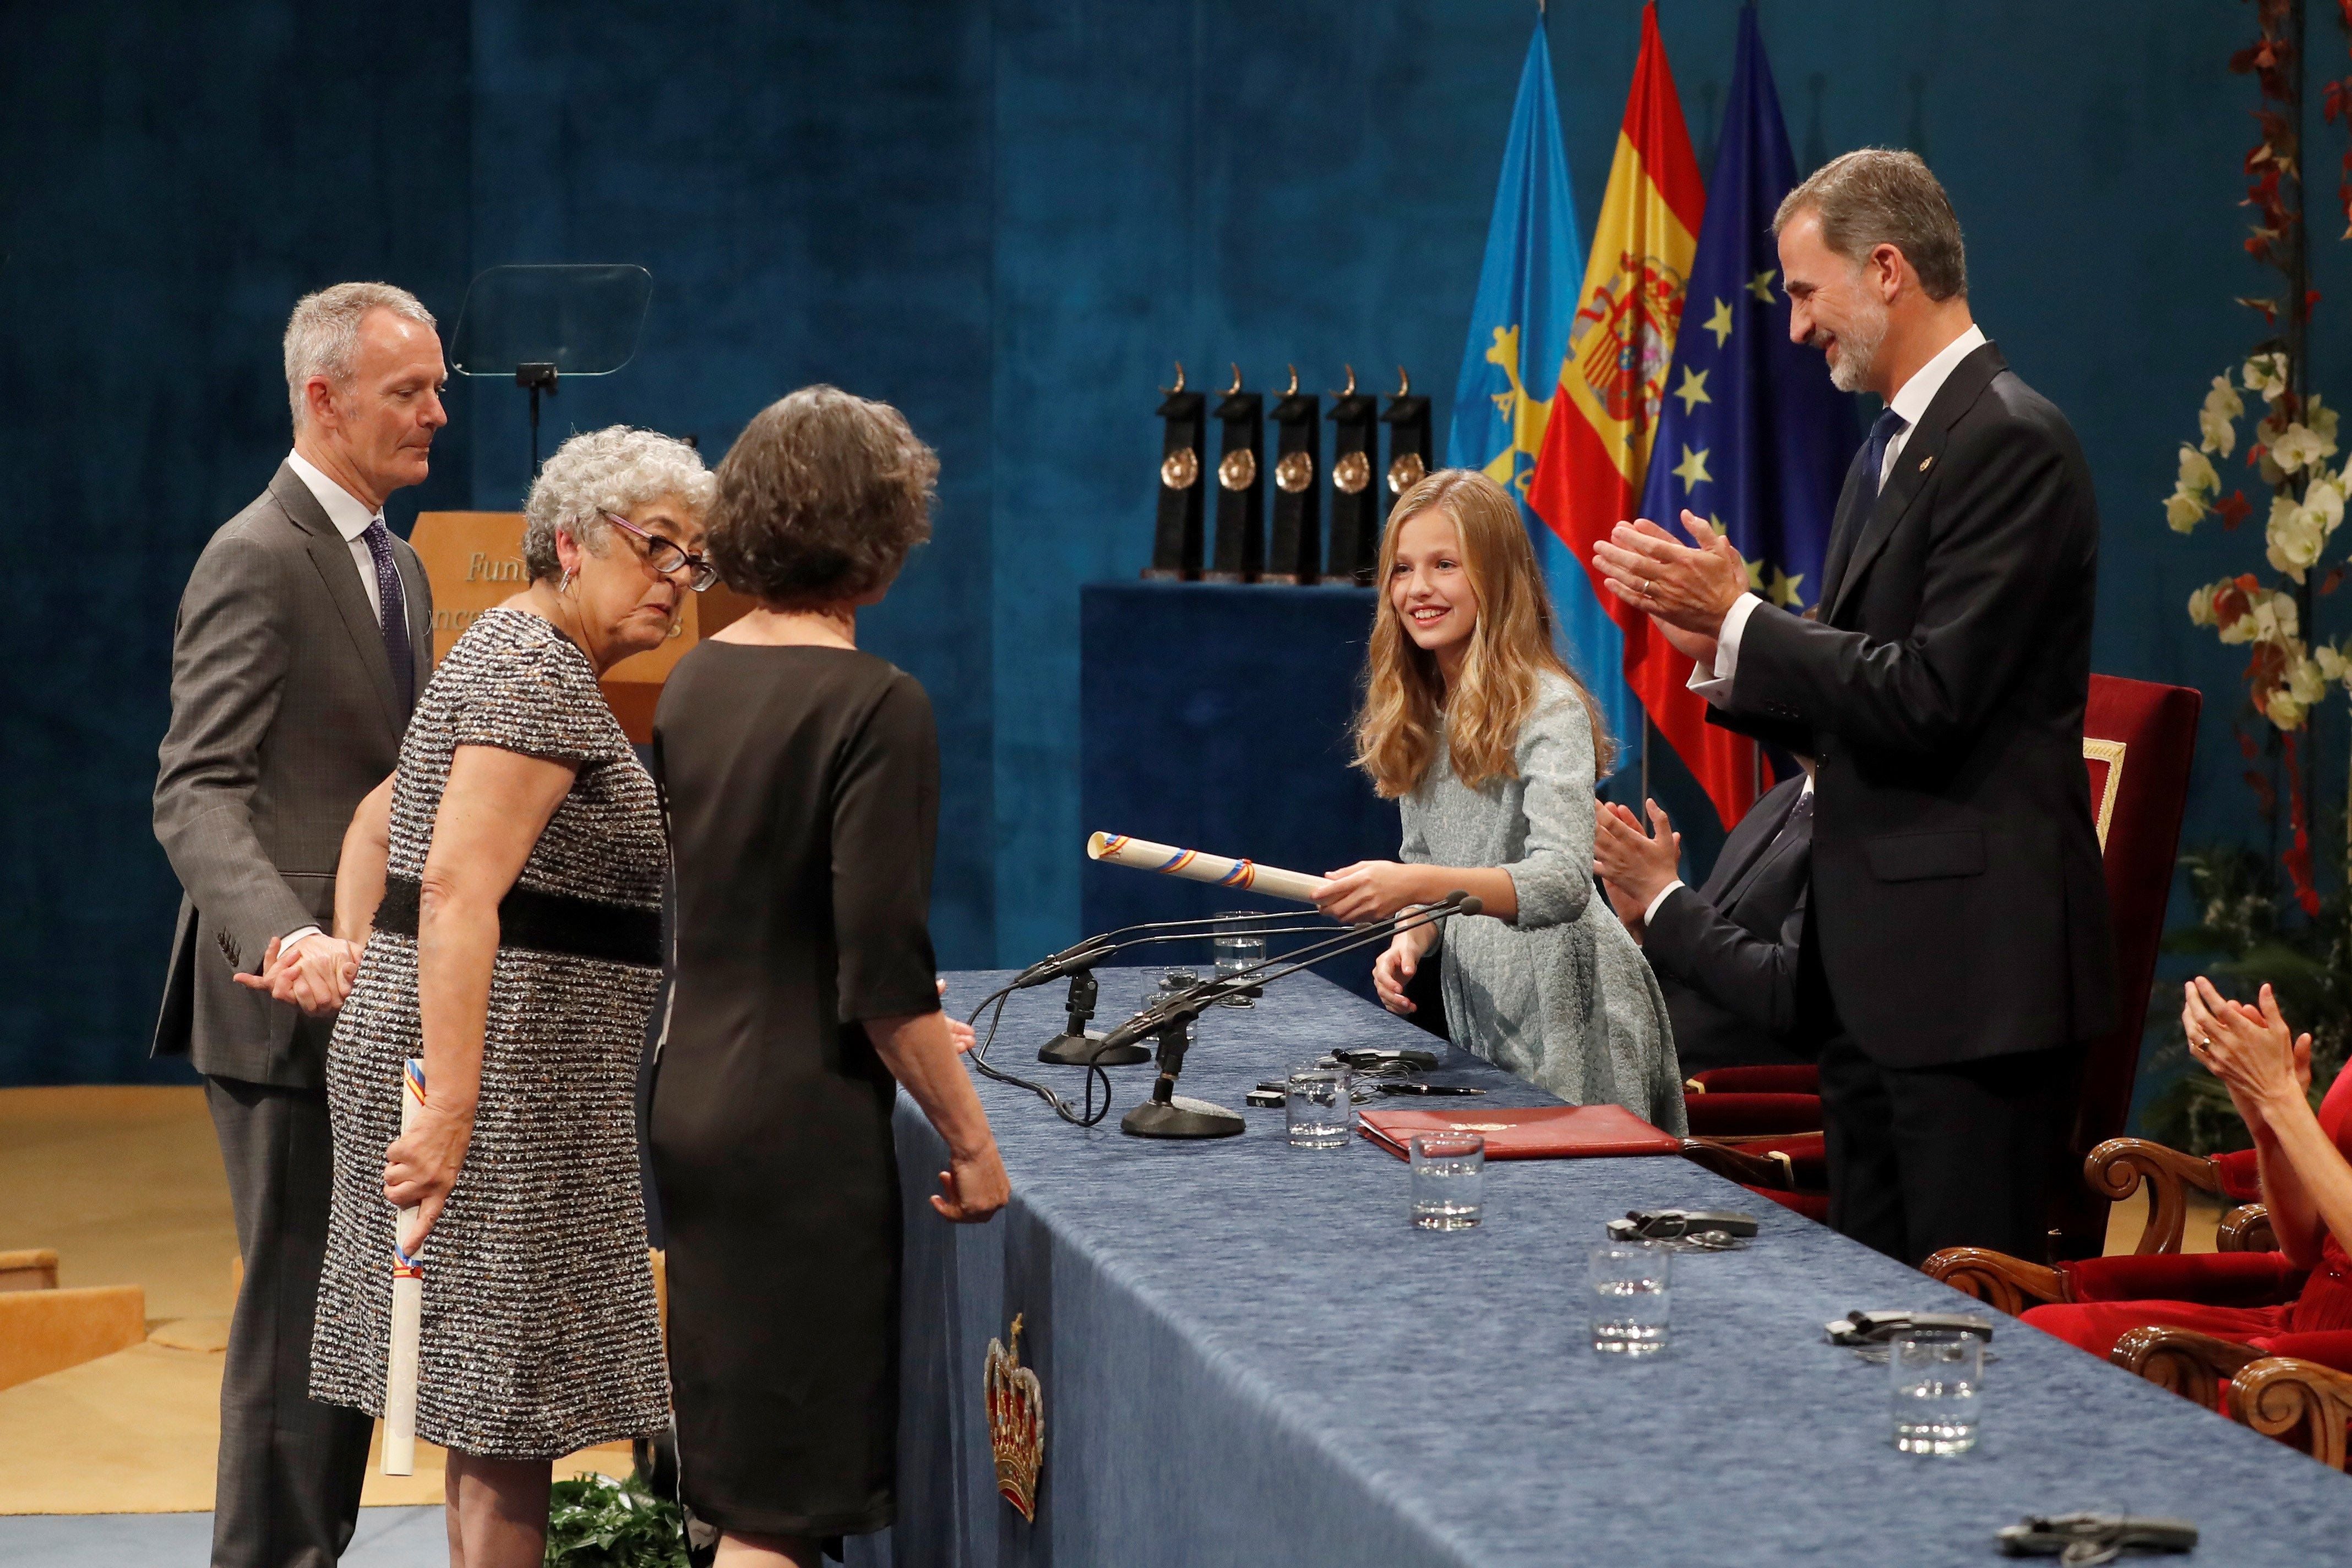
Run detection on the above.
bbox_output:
[2141,844,2352,1155]
[543,1471,688,1568]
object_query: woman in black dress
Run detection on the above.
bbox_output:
[650,385,1009,1567]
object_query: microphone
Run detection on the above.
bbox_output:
[1107,892,1480,1140]
[1023,912,1338,1066]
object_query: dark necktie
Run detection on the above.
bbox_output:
[361,517,415,715]
[1857,406,1908,513]
[1823,408,1909,606]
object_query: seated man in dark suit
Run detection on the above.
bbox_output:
[1592,765,1815,1073]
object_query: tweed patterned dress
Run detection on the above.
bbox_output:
[1404,669,1687,1134]
[311,607,669,1459]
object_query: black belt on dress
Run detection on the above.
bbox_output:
[373,873,663,968]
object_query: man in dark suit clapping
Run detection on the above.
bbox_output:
[1592,150,2114,1266]
[154,284,443,1567]
[1593,770,1815,1074]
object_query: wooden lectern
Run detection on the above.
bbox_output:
[409,513,751,744]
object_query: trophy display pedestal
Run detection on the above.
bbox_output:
[1038,1030,1151,1067]
[1121,1095,1246,1139]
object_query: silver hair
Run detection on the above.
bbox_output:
[1773,148,1968,302]
[282,282,438,429]
[521,426,718,583]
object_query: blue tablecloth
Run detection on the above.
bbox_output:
[848,970,2352,1567]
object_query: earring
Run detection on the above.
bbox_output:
[558,566,576,595]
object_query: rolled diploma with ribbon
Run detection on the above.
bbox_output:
[1086,831,1330,905]
[383,1058,427,1477]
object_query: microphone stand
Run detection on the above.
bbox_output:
[1107,896,1478,1140]
[1032,914,1335,1066]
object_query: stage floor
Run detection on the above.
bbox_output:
[0,1085,632,1520]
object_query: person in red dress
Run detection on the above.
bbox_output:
[2024,977,2352,1355]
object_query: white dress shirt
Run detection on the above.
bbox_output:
[286,449,387,623]
[1690,323,1990,700]
[1640,773,1813,926]
[279,449,393,961]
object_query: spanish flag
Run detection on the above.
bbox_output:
[1526,2,1756,828]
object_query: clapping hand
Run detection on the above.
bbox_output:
[1593,799,1683,933]
[1589,511,1748,666]
[233,933,361,1016]
[2182,978,2312,1129]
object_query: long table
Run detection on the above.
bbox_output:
[847,970,2352,1567]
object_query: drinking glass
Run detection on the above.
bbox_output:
[1286,1065,1355,1148]
[1890,1331,1983,1454]
[1408,1132,1485,1229]
[1588,1241,1671,1354]
[1212,913,1268,1006]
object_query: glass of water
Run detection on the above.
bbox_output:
[1212,913,1267,1006]
[1891,1330,1983,1454]
[1408,1132,1485,1229]
[1589,1241,1671,1354]
[1286,1065,1355,1148]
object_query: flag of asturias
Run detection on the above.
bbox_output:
[1444,20,1640,754]
[1523,3,1716,813]
[1636,1,1859,812]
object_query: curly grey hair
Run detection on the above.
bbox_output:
[283,282,437,429]
[521,426,718,584]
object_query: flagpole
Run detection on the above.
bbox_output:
[1641,717,1652,802]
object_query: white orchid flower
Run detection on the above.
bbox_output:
[2266,493,2326,580]
[2177,445,2220,494]
[2165,490,2207,532]
[2265,685,2308,730]
[2199,375,2243,456]
[2188,582,2222,626]
[2304,472,2345,536]
[2317,642,2352,688]
[2290,654,2329,705]
[2307,395,2340,451]
[2272,422,2330,474]
[2245,352,2290,401]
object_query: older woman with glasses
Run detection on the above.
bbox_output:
[300,425,715,1568]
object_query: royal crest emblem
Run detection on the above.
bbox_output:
[1569,249,1689,429]
[986,1314,1044,1522]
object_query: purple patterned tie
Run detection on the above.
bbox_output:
[361,518,415,715]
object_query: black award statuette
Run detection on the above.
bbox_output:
[1264,366,1320,584]
[1382,365,1431,504]
[1322,365,1380,585]
[1205,364,1264,582]
[1146,362,1206,580]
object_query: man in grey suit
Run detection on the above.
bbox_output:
[154,282,445,1568]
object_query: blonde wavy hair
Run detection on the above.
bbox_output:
[1353,469,1616,798]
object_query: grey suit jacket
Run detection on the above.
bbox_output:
[153,462,434,1087]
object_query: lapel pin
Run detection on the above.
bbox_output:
[1918,454,1934,472]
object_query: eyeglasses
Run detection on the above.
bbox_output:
[602,511,717,592]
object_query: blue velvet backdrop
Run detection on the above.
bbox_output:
[4,1,2348,1085]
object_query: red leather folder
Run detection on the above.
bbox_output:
[1359,1104,1679,1160]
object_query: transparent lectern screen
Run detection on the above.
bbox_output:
[449,264,652,378]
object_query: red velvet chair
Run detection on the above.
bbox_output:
[1679,674,2201,1255]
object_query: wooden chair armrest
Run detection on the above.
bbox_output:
[2111,1325,2260,1409]
[2228,1355,2352,1469]
[2217,1204,2275,1255]
[1678,1138,1794,1190]
[2084,1137,2224,1255]
[1921,1246,2068,1316]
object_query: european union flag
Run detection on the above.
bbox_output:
[1445,21,1640,758]
[1636,2,1855,630]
